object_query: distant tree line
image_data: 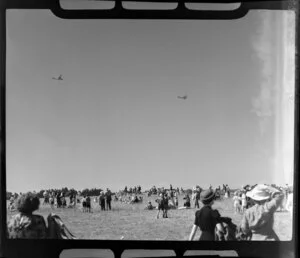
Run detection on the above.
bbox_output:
[6,187,107,200]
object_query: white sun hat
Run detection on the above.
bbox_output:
[246,184,272,201]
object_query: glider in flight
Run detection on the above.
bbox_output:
[52,75,63,81]
[177,95,187,100]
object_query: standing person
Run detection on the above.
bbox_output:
[105,188,112,210]
[239,184,284,240]
[189,189,224,240]
[173,190,179,207]
[99,191,106,211]
[86,195,91,212]
[169,189,174,204]
[69,194,75,208]
[82,196,87,212]
[7,192,47,239]
[163,194,169,218]
[224,188,229,198]
[194,189,200,209]
[233,192,241,214]
[43,191,49,205]
[56,193,62,208]
[156,193,166,219]
[226,185,231,198]
[61,193,66,208]
[49,193,55,209]
[241,191,247,213]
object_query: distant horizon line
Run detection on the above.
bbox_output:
[6,182,293,194]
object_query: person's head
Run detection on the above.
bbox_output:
[200,189,215,205]
[16,192,40,214]
[246,185,272,205]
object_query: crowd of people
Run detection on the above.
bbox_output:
[231,184,292,215]
[188,184,288,241]
[122,185,142,194]
[6,183,293,241]
[76,188,113,212]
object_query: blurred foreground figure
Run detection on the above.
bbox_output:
[7,192,76,239]
[239,184,284,240]
[7,192,47,239]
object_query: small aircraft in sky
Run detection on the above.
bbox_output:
[52,75,63,81]
[177,95,187,100]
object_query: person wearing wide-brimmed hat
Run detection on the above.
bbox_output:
[239,184,284,240]
[189,189,224,240]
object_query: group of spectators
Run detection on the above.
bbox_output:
[81,188,113,212]
[96,188,112,211]
[189,184,287,241]
[145,186,198,216]
[147,185,184,196]
[232,184,292,214]
[123,185,142,194]
[6,183,291,241]
[43,191,77,209]
[146,184,231,212]
[114,192,143,204]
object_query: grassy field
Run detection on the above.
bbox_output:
[7,194,293,240]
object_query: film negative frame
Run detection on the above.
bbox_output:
[0,0,298,257]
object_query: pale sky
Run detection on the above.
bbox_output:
[6,8,295,193]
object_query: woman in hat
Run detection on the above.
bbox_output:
[7,192,47,239]
[189,189,224,240]
[239,184,284,240]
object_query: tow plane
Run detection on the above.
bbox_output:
[52,75,63,81]
[177,95,187,100]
